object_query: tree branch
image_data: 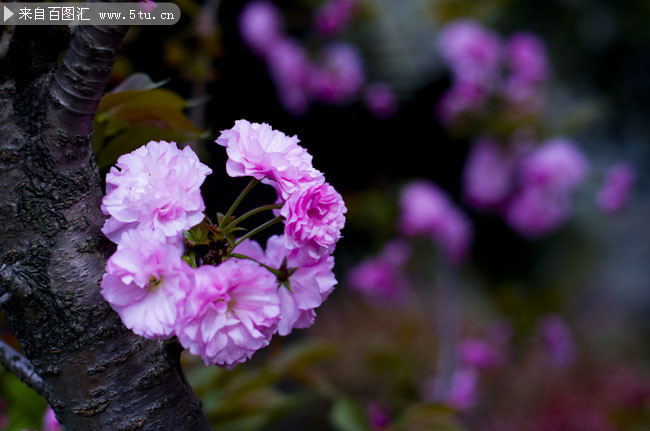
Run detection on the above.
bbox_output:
[0,340,47,399]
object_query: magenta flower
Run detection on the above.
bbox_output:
[260,235,336,335]
[519,138,588,191]
[310,43,365,105]
[100,230,192,339]
[101,141,212,243]
[239,1,284,55]
[176,259,280,366]
[437,20,501,87]
[504,185,570,238]
[280,182,347,263]
[216,120,324,200]
[364,83,397,118]
[463,138,515,209]
[596,163,635,214]
[314,0,357,37]
[266,38,313,115]
[398,181,472,263]
[538,315,575,368]
[43,406,62,431]
[446,367,478,411]
[459,337,501,370]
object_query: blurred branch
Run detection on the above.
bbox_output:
[0,340,47,399]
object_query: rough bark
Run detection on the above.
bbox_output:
[0,21,210,431]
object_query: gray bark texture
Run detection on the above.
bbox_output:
[0,20,211,431]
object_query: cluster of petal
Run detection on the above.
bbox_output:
[101,141,212,243]
[310,43,365,105]
[596,162,635,214]
[176,259,280,366]
[463,138,516,209]
[101,230,192,339]
[216,120,324,199]
[239,1,283,54]
[314,0,357,37]
[347,240,409,302]
[281,181,347,263]
[398,180,472,263]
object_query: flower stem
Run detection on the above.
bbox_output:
[224,203,283,230]
[230,252,282,277]
[219,178,260,228]
[232,216,284,248]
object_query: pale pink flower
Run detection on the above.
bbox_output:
[280,182,347,262]
[519,138,588,192]
[266,38,312,115]
[463,138,515,209]
[314,0,357,38]
[216,120,324,200]
[239,1,283,55]
[447,367,478,411]
[43,406,62,431]
[101,141,212,243]
[596,163,635,214]
[364,83,397,118]
[259,235,336,335]
[310,43,365,105]
[100,229,192,339]
[176,259,280,366]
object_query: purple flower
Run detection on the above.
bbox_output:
[310,43,365,105]
[504,185,571,238]
[239,1,284,55]
[446,367,478,411]
[463,138,516,209]
[364,83,397,118]
[260,235,337,335]
[459,337,501,370]
[281,182,347,263]
[266,38,312,114]
[314,0,357,37]
[437,20,501,87]
[347,240,409,302]
[100,230,192,339]
[596,163,635,214]
[518,138,588,191]
[101,141,212,243]
[505,32,549,84]
[398,181,472,263]
[176,259,280,366]
[538,315,575,368]
[216,120,324,200]
[43,406,62,431]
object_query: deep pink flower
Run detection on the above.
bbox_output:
[101,141,212,243]
[239,1,284,55]
[463,138,515,209]
[519,138,588,192]
[100,229,192,339]
[266,38,312,114]
[310,43,365,105]
[504,185,570,238]
[447,367,478,411]
[43,406,62,431]
[459,337,501,370]
[176,259,280,366]
[539,315,575,367]
[596,163,635,214]
[281,182,347,262]
[506,32,549,84]
[258,235,336,335]
[364,83,397,118]
[314,0,357,37]
[216,120,324,200]
[437,20,501,87]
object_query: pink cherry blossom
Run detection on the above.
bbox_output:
[504,185,570,238]
[101,141,212,243]
[239,1,283,55]
[596,162,635,214]
[216,120,324,200]
[463,138,516,209]
[505,32,549,84]
[100,229,192,339]
[280,182,347,263]
[347,252,407,302]
[310,43,365,105]
[519,138,588,191]
[176,259,280,366]
[43,407,62,431]
[256,235,336,336]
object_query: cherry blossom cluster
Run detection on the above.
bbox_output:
[238,1,396,118]
[100,120,346,366]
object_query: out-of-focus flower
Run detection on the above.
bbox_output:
[398,181,472,263]
[314,0,357,38]
[505,32,549,84]
[216,120,324,200]
[43,406,62,431]
[519,138,588,191]
[437,20,501,87]
[367,402,391,430]
[364,83,397,118]
[139,0,157,14]
[504,185,570,238]
[447,367,479,411]
[459,337,502,370]
[239,1,284,55]
[538,315,575,368]
[436,80,489,124]
[281,182,347,263]
[176,259,280,366]
[596,162,635,214]
[100,230,192,339]
[266,38,313,115]
[463,138,516,209]
[347,240,409,302]
[310,43,365,105]
[101,141,211,243]
[261,235,336,335]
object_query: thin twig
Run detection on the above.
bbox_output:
[0,340,47,399]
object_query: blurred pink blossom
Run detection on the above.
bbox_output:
[459,337,502,370]
[436,77,489,124]
[504,185,571,238]
[266,38,313,114]
[596,162,635,213]
[505,32,549,84]
[310,43,365,105]
[519,138,588,191]
[446,367,478,410]
[347,240,409,302]
[239,1,284,55]
[364,83,397,118]
[463,138,516,209]
[538,315,576,367]
[314,0,357,37]
[43,406,62,431]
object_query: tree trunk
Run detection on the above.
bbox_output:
[0,21,211,431]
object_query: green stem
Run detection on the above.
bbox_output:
[230,253,282,277]
[232,216,284,248]
[224,203,283,230]
[219,178,260,228]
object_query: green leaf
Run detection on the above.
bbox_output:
[329,397,371,431]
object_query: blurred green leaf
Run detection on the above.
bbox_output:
[329,397,371,431]
[0,369,47,430]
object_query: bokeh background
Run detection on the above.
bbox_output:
[3,0,650,429]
